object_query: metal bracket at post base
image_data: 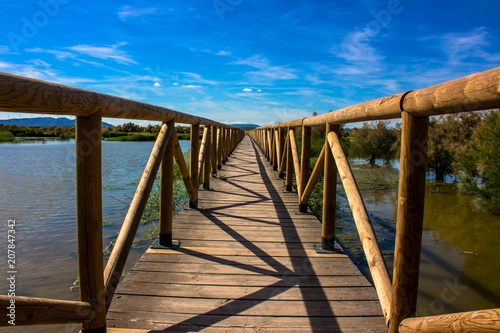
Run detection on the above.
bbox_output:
[276,174,285,180]
[200,183,213,191]
[184,201,203,210]
[314,238,343,254]
[283,185,295,193]
[294,204,313,215]
[151,234,181,250]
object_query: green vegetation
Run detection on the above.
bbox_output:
[456,111,500,214]
[348,121,399,165]
[0,124,75,139]
[107,133,158,141]
[0,131,15,142]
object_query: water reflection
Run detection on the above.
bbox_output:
[0,140,190,333]
[340,163,500,316]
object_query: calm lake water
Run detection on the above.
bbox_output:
[0,140,499,332]
[341,161,500,317]
[0,139,189,333]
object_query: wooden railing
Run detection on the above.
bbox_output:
[249,67,500,332]
[0,72,244,331]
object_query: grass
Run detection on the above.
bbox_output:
[106,133,158,141]
[0,131,15,142]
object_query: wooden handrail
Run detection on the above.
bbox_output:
[248,67,500,332]
[256,67,500,128]
[0,72,245,331]
[0,72,237,128]
[0,296,94,326]
[399,308,500,332]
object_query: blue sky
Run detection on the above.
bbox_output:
[0,0,499,126]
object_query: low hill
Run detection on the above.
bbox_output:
[0,117,114,127]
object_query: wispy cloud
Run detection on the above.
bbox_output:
[0,59,94,86]
[0,46,12,54]
[118,6,158,20]
[438,27,500,65]
[26,47,75,60]
[332,28,384,64]
[67,42,137,65]
[232,55,298,82]
[242,88,252,92]
[182,85,201,89]
[180,72,217,85]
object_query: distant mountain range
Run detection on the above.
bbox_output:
[0,117,114,127]
[233,124,259,130]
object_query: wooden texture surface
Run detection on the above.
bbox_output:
[104,123,173,309]
[327,131,392,322]
[389,113,429,332]
[75,111,106,330]
[107,135,386,332]
[399,308,500,332]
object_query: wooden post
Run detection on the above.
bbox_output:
[285,129,293,192]
[190,124,200,208]
[76,110,106,332]
[273,129,279,171]
[389,112,429,332]
[322,124,339,251]
[221,127,226,164]
[327,130,392,321]
[289,128,301,195]
[211,126,217,176]
[300,144,325,204]
[159,121,175,247]
[299,125,311,213]
[216,127,222,170]
[278,127,285,178]
[203,125,212,189]
[197,126,209,184]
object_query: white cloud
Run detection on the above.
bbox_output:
[180,72,217,85]
[0,60,94,86]
[217,50,232,56]
[154,82,161,87]
[232,55,298,81]
[332,28,384,64]
[439,27,500,64]
[67,42,137,65]
[118,6,158,20]
[257,89,262,92]
[0,46,12,54]
[182,85,201,88]
[242,88,252,92]
[173,82,179,86]
[26,47,75,60]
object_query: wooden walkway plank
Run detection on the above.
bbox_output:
[107,135,387,332]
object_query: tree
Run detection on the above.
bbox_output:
[427,112,482,181]
[456,111,500,214]
[349,121,399,164]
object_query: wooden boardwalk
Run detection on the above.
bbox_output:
[107,136,387,332]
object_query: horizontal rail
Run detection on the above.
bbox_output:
[0,72,236,127]
[399,308,500,332]
[256,67,500,128]
[0,295,93,326]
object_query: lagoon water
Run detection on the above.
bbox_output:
[0,139,189,333]
[0,140,499,332]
